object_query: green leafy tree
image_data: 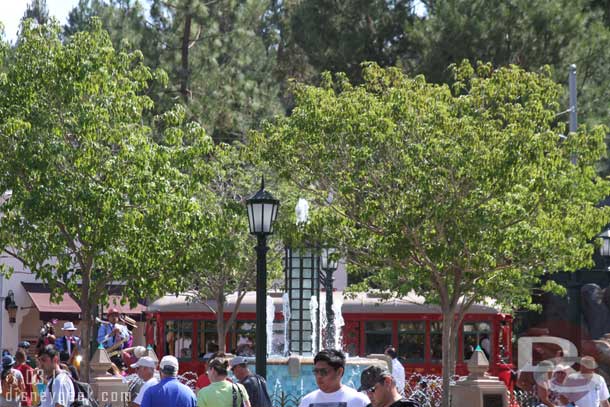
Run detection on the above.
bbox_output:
[64,0,153,53]
[0,20,211,379]
[413,0,610,172]
[252,62,610,406]
[170,142,286,354]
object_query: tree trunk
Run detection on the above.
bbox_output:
[441,308,456,407]
[180,4,192,101]
[216,295,226,355]
[80,305,91,382]
[80,283,92,383]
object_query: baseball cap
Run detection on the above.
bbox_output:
[159,355,179,373]
[131,356,156,369]
[229,356,248,368]
[2,355,15,368]
[358,365,392,391]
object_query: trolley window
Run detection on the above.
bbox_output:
[198,320,218,359]
[365,321,393,354]
[463,321,491,361]
[165,320,193,360]
[398,321,425,363]
[230,320,256,356]
[430,322,443,362]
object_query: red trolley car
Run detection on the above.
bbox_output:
[144,291,513,380]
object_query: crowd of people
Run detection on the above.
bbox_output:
[523,356,610,407]
[0,317,89,407]
[0,304,419,407]
[126,348,419,407]
[0,306,142,407]
[7,311,610,407]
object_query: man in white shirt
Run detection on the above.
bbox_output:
[384,347,406,396]
[563,356,610,407]
[38,346,74,407]
[298,349,369,407]
[130,357,159,407]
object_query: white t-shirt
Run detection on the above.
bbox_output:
[42,371,75,407]
[566,373,610,407]
[133,376,159,405]
[298,385,370,407]
[391,358,406,396]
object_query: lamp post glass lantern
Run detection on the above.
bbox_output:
[4,290,17,324]
[600,229,610,257]
[246,177,279,379]
[320,248,338,349]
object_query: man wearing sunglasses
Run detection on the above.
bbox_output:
[299,349,369,407]
[358,366,420,407]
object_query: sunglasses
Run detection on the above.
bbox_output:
[312,367,334,377]
[365,379,386,394]
[365,386,377,394]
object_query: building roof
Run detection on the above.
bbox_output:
[22,282,147,320]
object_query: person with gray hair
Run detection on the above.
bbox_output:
[139,356,196,407]
[129,357,159,407]
[563,356,610,407]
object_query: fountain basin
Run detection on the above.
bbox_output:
[239,355,389,402]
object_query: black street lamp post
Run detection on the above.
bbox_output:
[246,178,279,379]
[320,248,338,350]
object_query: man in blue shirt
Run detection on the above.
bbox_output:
[97,308,131,350]
[140,355,196,407]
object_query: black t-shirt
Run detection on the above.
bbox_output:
[367,400,420,407]
[389,399,420,407]
[240,374,272,407]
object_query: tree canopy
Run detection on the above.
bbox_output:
[0,19,210,378]
[252,62,610,405]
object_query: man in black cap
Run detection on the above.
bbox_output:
[230,356,272,407]
[359,366,420,407]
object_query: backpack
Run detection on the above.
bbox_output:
[241,374,271,407]
[49,372,99,407]
[232,383,247,407]
[72,379,98,407]
[1,370,22,400]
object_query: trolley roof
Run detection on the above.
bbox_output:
[147,291,500,314]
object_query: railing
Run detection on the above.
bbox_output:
[513,389,540,407]
[271,392,302,407]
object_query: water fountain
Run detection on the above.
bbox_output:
[282,292,291,355]
[309,295,319,356]
[266,295,275,355]
[243,291,387,406]
[332,294,344,351]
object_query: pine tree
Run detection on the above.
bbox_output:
[23,0,50,25]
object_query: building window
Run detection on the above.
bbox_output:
[398,321,425,362]
[365,321,393,355]
[430,322,443,362]
[198,321,218,359]
[165,320,193,360]
[463,321,491,361]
